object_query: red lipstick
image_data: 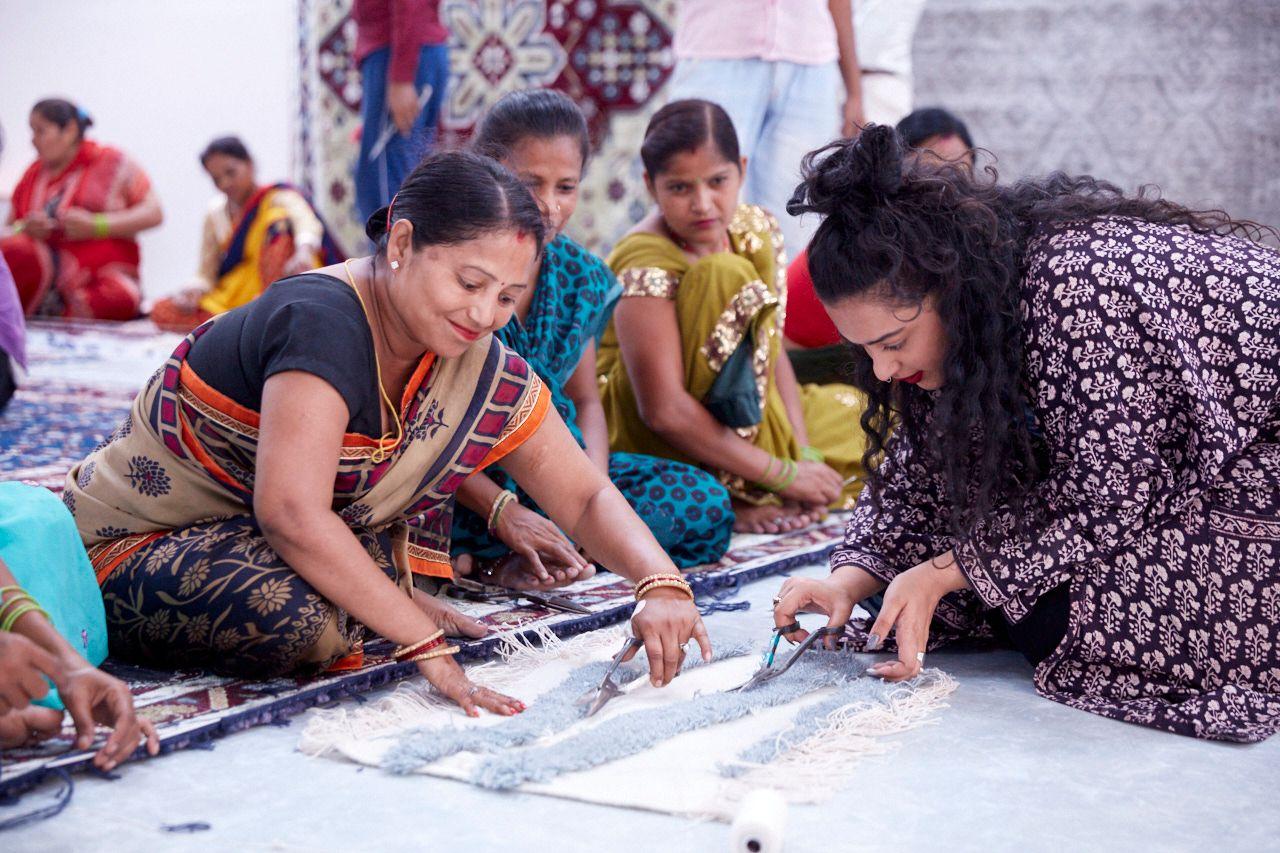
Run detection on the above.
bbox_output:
[899,371,924,384]
[450,320,481,343]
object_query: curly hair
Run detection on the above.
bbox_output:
[787,124,1275,538]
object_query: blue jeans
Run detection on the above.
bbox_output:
[356,44,450,228]
[669,58,840,255]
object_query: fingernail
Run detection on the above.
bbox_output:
[866,633,882,651]
[865,666,883,676]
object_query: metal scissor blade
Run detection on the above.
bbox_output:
[522,589,591,615]
[727,625,845,693]
[575,636,643,717]
[727,666,781,693]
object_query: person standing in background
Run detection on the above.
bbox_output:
[667,0,862,254]
[852,0,927,126]
[352,0,450,227]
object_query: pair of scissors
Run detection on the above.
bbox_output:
[574,634,645,718]
[575,599,657,717]
[442,576,591,615]
[727,622,846,693]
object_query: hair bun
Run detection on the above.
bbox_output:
[364,204,391,243]
[788,124,904,223]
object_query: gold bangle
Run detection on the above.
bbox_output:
[635,579,695,602]
[408,644,460,663]
[487,489,517,533]
[633,573,685,597]
[394,630,445,661]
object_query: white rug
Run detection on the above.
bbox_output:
[300,626,956,821]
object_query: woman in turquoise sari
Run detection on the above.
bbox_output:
[0,482,157,770]
[452,90,732,588]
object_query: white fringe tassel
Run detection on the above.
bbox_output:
[299,625,630,757]
[718,669,959,807]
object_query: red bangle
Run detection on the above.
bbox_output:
[393,631,446,662]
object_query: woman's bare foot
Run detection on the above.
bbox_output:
[733,502,809,535]
[455,552,596,592]
[410,587,489,639]
[0,705,64,749]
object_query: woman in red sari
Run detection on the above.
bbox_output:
[1,99,163,320]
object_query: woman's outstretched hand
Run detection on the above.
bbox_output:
[865,551,968,682]
[622,590,712,687]
[419,655,525,718]
[494,502,592,585]
[56,663,160,770]
[772,566,886,648]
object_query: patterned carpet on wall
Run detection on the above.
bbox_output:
[296,0,677,257]
[0,320,848,795]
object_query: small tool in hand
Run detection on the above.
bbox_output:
[575,601,648,717]
[728,622,846,693]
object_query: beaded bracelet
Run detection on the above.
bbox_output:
[635,579,695,602]
[1,601,49,633]
[407,644,459,663]
[487,489,517,533]
[800,445,825,463]
[393,630,445,662]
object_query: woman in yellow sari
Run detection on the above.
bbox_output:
[599,99,866,534]
[152,136,341,332]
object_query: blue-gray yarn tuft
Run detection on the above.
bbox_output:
[383,643,754,775]
[468,648,866,790]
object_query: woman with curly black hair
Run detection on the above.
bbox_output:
[771,125,1280,741]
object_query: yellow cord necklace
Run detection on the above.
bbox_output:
[343,259,402,463]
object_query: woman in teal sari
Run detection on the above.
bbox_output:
[452,90,733,588]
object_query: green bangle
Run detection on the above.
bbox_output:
[0,601,48,633]
[0,592,35,626]
[93,213,110,238]
[761,458,798,493]
[774,459,799,491]
[800,445,825,463]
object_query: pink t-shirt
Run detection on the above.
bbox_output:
[674,0,838,65]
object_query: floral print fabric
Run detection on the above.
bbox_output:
[833,217,1280,741]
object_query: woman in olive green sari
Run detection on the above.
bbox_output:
[598,99,866,534]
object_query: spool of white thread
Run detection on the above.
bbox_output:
[729,788,788,853]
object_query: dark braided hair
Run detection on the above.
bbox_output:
[788,124,1275,538]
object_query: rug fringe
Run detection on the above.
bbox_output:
[716,669,957,809]
[298,625,630,756]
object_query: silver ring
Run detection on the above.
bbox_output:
[771,594,783,606]
[468,685,481,697]
[915,652,925,664]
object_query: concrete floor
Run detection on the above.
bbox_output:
[7,563,1280,852]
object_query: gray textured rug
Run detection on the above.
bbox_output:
[913,0,1280,230]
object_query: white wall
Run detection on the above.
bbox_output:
[0,0,297,300]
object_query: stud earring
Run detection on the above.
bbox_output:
[390,260,400,271]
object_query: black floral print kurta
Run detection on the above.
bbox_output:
[833,217,1280,741]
